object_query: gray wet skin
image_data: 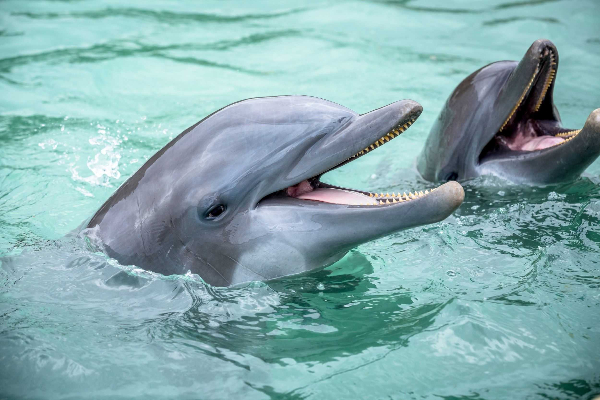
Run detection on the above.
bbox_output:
[417,39,600,184]
[83,96,464,287]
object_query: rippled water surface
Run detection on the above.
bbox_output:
[1,0,600,398]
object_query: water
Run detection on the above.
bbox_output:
[1,0,599,398]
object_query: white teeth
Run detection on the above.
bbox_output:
[500,65,540,132]
[541,129,582,150]
[548,130,581,148]
[362,186,440,206]
[555,129,581,137]
[346,118,416,160]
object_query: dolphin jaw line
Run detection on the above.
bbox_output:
[263,114,441,207]
[286,181,439,206]
[342,116,417,164]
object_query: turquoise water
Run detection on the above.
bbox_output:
[1,0,600,398]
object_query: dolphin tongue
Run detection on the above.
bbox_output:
[297,188,373,205]
[286,180,372,205]
[518,136,564,151]
[499,120,566,151]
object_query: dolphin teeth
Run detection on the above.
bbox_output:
[549,129,582,148]
[347,118,418,164]
[534,66,556,112]
[556,129,581,137]
[500,65,540,131]
[425,189,429,194]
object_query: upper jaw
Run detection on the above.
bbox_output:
[286,99,423,181]
[496,39,559,132]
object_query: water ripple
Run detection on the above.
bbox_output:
[12,7,310,24]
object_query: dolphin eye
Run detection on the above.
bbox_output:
[445,172,458,181]
[206,204,226,220]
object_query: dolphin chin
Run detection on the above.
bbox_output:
[83,96,464,287]
[417,39,600,184]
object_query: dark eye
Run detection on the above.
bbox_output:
[206,204,226,219]
[445,172,458,181]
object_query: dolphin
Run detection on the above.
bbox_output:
[83,96,464,287]
[417,39,600,184]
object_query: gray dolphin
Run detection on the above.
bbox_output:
[417,39,600,184]
[83,96,464,287]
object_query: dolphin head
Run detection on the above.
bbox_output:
[417,39,600,184]
[86,96,464,287]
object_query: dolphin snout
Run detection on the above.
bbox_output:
[441,180,465,211]
[528,39,558,61]
[580,108,600,148]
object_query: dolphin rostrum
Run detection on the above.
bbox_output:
[84,96,464,287]
[417,39,600,184]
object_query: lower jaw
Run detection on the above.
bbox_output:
[482,119,580,158]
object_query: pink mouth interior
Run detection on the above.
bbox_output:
[286,180,373,205]
[498,120,564,151]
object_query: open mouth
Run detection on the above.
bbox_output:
[480,46,582,161]
[262,109,443,207]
